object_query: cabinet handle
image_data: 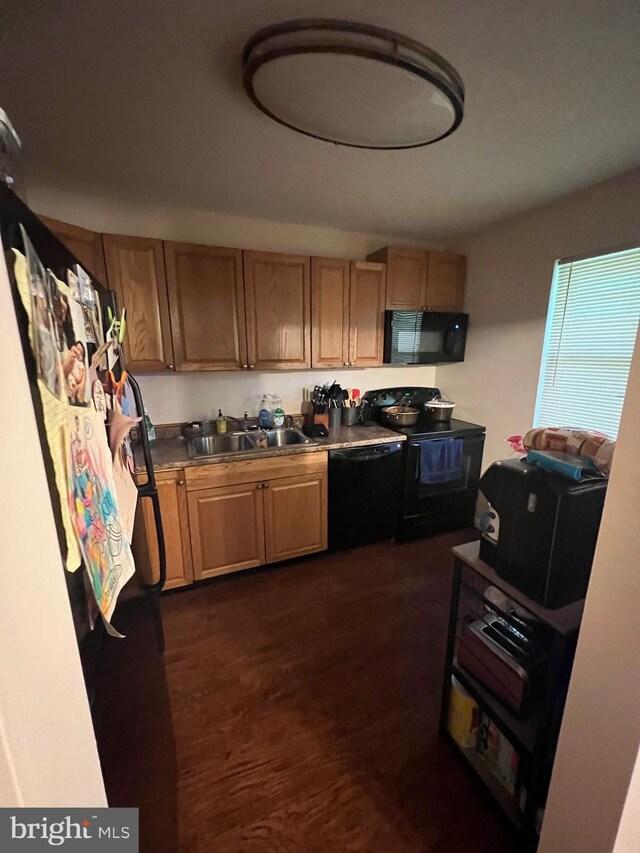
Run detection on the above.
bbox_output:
[177,479,185,486]
[166,363,174,370]
[249,364,255,369]
[241,364,248,369]
[343,361,349,366]
[350,361,356,366]
[262,482,269,489]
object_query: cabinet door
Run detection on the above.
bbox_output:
[132,470,194,590]
[348,261,387,366]
[243,251,311,369]
[39,215,107,284]
[426,251,466,312]
[164,241,247,371]
[368,246,427,309]
[103,234,174,372]
[188,483,265,579]
[311,256,350,368]
[263,472,327,563]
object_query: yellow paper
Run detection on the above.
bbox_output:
[13,250,81,571]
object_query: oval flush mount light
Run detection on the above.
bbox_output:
[242,19,464,150]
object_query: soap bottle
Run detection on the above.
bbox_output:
[272,394,285,428]
[144,410,156,442]
[259,395,272,429]
[215,408,227,434]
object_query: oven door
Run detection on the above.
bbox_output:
[403,432,485,523]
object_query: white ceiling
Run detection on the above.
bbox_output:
[1,0,638,240]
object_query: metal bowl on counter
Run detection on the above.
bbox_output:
[382,405,420,427]
[424,396,455,421]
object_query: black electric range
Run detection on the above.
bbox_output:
[362,387,485,540]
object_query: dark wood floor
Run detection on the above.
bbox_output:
[161,531,514,852]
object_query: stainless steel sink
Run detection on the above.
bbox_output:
[262,428,314,447]
[187,426,315,458]
[188,432,256,457]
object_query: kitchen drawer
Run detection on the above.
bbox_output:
[184,450,328,491]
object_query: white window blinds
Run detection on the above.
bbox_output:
[534,246,640,439]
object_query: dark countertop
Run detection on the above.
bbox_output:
[134,424,405,474]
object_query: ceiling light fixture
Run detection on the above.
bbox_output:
[242,19,464,150]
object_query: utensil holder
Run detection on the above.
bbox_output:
[341,407,358,426]
[329,408,341,429]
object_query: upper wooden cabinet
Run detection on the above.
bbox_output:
[367,246,427,310]
[103,234,174,372]
[426,251,466,312]
[348,261,386,366]
[367,246,465,312]
[311,257,350,368]
[311,257,386,368]
[243,251,311,370]
[164,241,247,371]
[39,215,107,284]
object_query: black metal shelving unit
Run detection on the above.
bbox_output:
[439,541,583,849]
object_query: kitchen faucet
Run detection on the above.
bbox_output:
[223,411,252,431]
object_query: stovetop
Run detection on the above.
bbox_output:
[361,386,485,439]
[392,416,485,439]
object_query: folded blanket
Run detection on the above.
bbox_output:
[523,427,614,475]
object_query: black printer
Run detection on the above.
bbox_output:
[478,458,607,608]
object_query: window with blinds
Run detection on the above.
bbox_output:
[534,246,640,439]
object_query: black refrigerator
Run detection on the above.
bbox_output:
[1,183,178,852]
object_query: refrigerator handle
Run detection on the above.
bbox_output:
[127,372,166,593]
[147,490,167,595]
[127,372,156,494]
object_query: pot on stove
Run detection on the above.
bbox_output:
[424,396,455,422]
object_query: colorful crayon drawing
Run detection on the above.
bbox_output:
[66,409,135,621]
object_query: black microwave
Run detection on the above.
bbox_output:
[384,311,468,364]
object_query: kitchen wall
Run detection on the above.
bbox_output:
[539,328,640,853]
[438,167,640,468]
[29,186,441,422]
[137,367,437,424]
[613,746,640,853]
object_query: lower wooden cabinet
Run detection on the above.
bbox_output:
[188,482,266,579]
[188,464,328,579]
[263,472,328,563]
[132,470,194,590]
[134,453,329,589]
